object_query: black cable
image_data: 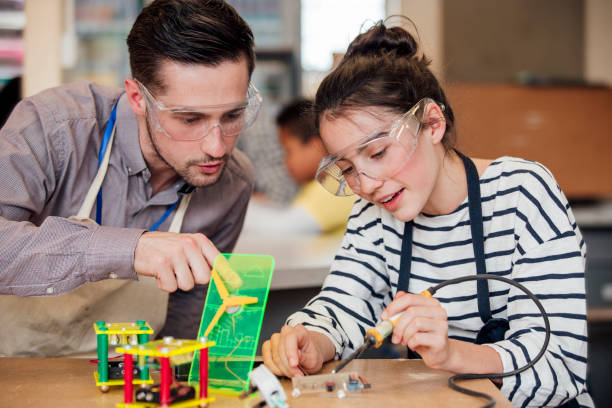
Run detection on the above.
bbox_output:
[425,274,551,408]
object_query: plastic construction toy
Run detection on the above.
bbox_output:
[116,336,215,408]
[189,254,274,395]
[93,321,154,392]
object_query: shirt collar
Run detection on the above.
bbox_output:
[114,93,148,176]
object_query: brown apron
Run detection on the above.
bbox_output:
[0,121,192,356]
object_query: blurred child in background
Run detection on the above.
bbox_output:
[243,99,354,235]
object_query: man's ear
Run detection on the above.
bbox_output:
[424,102,447,145]
[124,78,146,116]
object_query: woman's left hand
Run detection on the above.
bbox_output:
[381,291,453,371]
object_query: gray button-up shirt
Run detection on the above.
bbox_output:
[0,81,253,337]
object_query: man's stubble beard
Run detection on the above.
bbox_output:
[145,116,229,188]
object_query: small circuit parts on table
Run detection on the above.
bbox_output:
[291,372,371,399]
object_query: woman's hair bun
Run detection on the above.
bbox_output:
[345,20,418,59]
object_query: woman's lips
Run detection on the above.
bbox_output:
[381,189,404,211]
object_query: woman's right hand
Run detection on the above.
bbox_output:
[262,324,335,377]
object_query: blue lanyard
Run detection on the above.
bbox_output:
[97,99,180,231]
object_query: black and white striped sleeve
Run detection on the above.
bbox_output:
[286,200,393,358]
[486,164,591,407]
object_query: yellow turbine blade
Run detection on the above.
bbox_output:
[211,269,229,300]
[225,296,258,307]
[214,255,243,289]
[204,304,227,338]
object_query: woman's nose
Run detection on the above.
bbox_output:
[356,171,383,194]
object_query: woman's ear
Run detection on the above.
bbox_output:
[424,102,446,145]
[124,78,146,116]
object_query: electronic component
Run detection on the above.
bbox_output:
[173,362,190,382]
[291,371,370,398]
[107,360,141,380]
[135,384,195,404]
[346,375,360,392]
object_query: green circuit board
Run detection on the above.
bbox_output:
[188,253,274,395]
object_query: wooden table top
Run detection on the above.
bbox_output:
[0,357,513,407]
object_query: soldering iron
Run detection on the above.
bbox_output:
[331,273,551,408]
[332,289,433,374]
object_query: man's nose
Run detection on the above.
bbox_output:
[200,124,227,157]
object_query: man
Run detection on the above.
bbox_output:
[0,0,257,356]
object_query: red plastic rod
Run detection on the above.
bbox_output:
[199,348,209,399]
[160,357,171,406]
[123,353,133,403]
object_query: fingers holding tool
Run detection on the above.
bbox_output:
[382,291,451,369]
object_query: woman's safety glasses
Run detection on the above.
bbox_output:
[316,98,441,196]
[138,80,262,142]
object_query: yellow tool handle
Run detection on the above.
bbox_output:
[389,289,432,325]
[366,289,432,348]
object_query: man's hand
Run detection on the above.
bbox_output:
[262,324,335,377]
[134,231,219,292]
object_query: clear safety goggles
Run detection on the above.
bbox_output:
[138,80,262,142]
[316,98,441,197]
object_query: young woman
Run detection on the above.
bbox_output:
[261,21,592,407]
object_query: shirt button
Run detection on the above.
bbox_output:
[109,273,117,279]
[46,287,54,294]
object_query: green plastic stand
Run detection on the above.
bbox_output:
[189,253,274,395]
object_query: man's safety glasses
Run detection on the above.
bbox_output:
[316,98,442,197]
[138,80,262,142]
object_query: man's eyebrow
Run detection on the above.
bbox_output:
[224,105,247,114]
[170,110,210,117]
[166,103,248,115]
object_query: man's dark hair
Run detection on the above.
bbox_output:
[276,99,317,144]
[127,0,255,93]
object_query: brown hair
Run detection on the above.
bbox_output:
[127,0,255,93]
[314,19,456,150]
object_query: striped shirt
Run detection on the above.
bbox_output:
[287,157,593,407]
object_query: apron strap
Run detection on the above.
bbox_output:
[398,151,492,323]
[397,220,413,292]
[73,108,118,221]
[457,151,492,323]
[71,97,192,233]
[168,193,192,233]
